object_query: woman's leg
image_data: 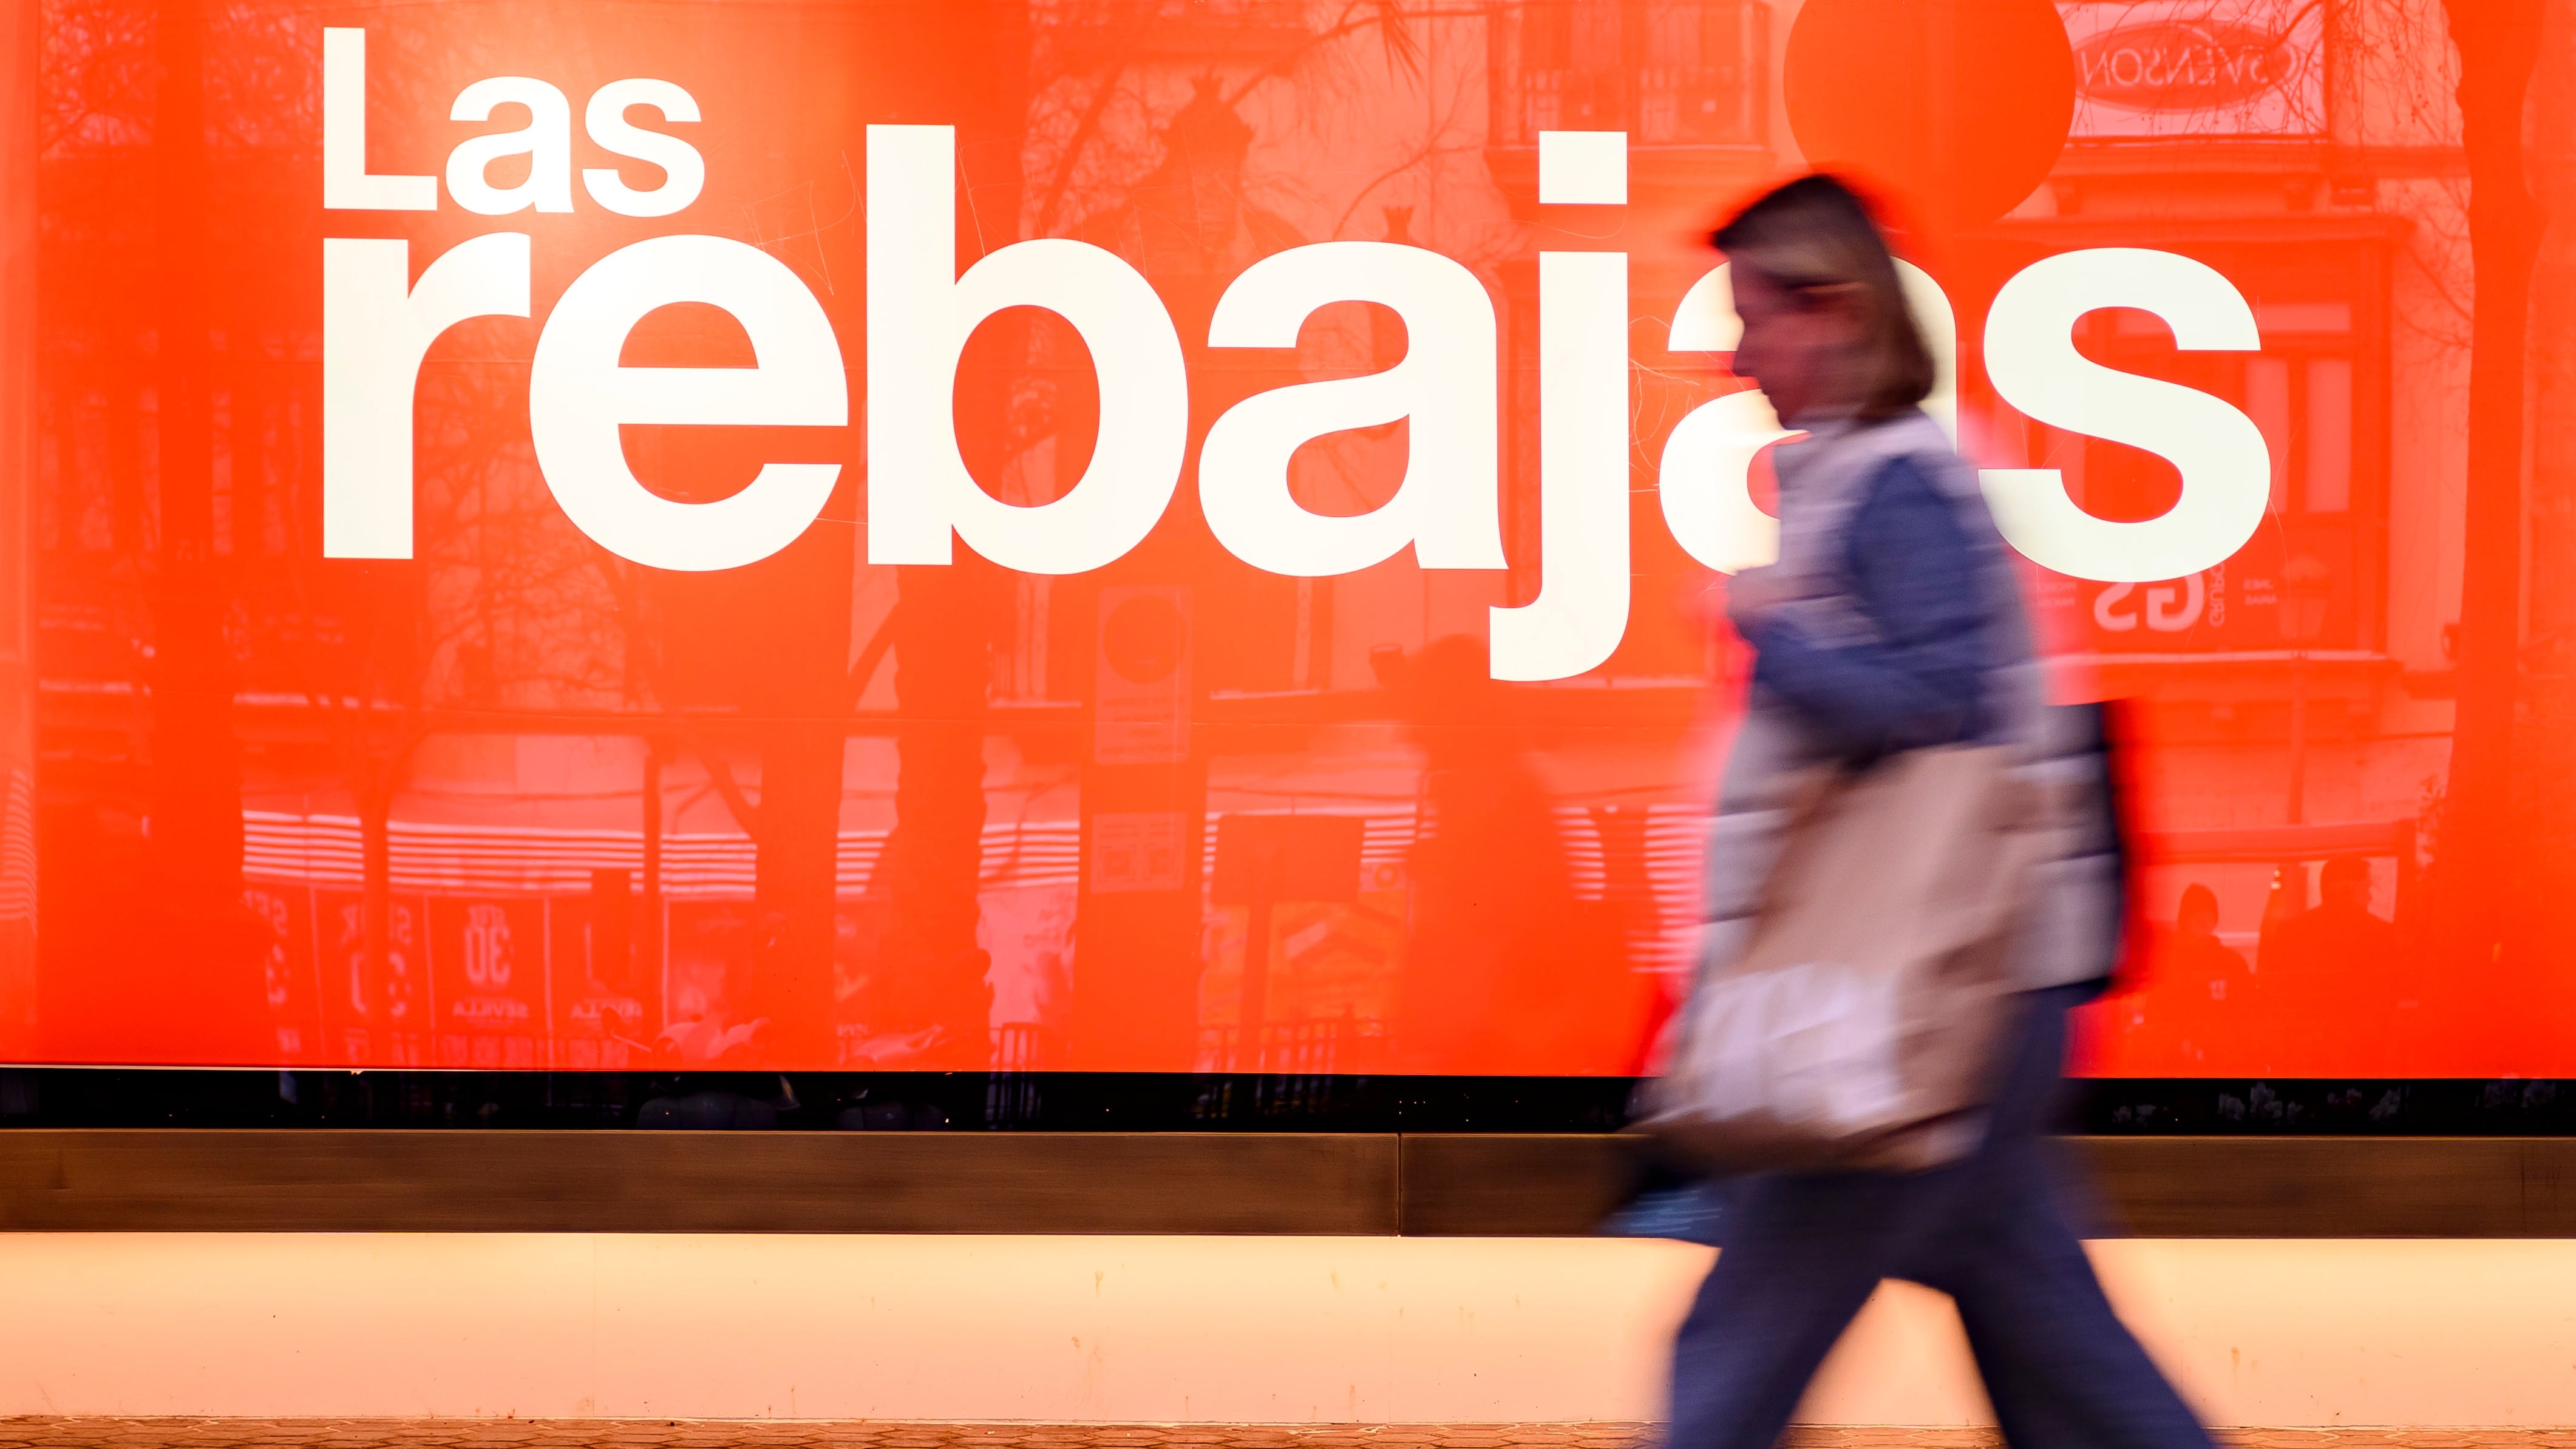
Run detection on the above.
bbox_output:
[1667,1171,1927,1449]
[1940,1151,2213,1449]
[1932,988,2214,1449]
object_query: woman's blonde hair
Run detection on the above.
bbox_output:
[1711,174,1933,419]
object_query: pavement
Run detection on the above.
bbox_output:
[3,1424,2574,1448]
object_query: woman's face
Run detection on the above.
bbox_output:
[1727,264,1865,426]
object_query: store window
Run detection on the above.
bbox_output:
[2,0,2571,1128]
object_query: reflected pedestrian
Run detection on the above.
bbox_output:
[2266,855,2401,1058]
[1390,635,1654,1074]
[2154,883,2255,1068]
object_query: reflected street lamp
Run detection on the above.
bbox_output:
[2282,555,2333,825]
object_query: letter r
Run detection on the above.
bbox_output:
[322,233,531,558]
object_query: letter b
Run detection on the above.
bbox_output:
[865,125,1188,573]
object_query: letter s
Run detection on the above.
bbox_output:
[583,79,704,218]
[1979,248,2269,583]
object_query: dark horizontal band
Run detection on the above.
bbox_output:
[9,1069,2569,1138]
[4,1130,2573,1237]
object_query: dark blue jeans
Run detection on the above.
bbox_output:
[1668,984,2212,1449]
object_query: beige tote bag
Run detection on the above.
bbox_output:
[1638,745,2045,1173]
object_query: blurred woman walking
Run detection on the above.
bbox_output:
[1665,174,2212,1449]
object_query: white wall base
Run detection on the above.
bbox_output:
[2,1235,2572,1426]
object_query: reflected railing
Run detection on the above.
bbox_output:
[1191,1013,1388,1121]
[1486,0,1769,148]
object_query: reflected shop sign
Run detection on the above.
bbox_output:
[0,0,2541,1078]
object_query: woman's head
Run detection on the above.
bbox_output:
[2178,883,2221,937]
[1713,174,1932,425]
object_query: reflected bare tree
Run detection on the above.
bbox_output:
[2430,0,2547,954]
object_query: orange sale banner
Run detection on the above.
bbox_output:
[0,0,2562,1077]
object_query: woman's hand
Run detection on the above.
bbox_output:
[1724,563,1799,634]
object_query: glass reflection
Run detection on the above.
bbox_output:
[3,0,2566,1080]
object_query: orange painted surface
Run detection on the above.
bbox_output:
[0,0,2555,1075]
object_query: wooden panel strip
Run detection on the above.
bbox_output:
[0,1130,1399,1235]
[5,1130,2575,1237]
[2076,1136,2551,1238]
[1391,1135,2576,1238]
[1397,1133,1636,1237]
